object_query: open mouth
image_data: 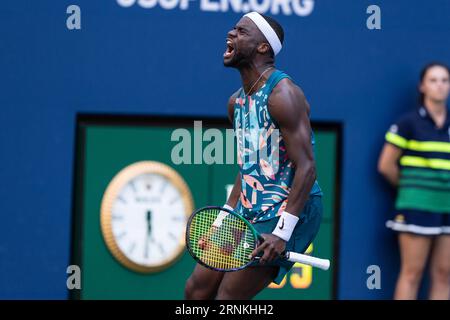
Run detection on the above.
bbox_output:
[223,39,235,59]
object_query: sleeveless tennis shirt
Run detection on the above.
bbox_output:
[233,69,322,222]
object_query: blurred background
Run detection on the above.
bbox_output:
[0,0,449,299]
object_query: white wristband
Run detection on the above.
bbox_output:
[212,204,234,228]
[223,204,234,211]
[272,211,299,242]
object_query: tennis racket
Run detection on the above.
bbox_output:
[185,206,330,272]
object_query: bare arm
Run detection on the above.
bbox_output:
[225,173,241,208]
[267,79,316,217]
[250,79,317,263]
[378,143,403,186]
[225,90,241,208]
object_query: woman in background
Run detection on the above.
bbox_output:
[378,63,450,300]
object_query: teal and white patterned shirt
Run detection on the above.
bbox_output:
[233,69,322,223]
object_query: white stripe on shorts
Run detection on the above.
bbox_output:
[386,220,450,235]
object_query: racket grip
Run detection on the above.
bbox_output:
[284,251,330,270]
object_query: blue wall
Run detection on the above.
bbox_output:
[1,0,449,299]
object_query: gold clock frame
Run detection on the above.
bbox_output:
[100,161,194,273]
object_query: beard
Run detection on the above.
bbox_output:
[223,46,257,69]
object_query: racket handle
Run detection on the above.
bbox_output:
[284,251,330,270]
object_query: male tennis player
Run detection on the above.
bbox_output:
[185,12,323,300]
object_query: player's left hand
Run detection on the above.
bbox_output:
[250,233,286,264]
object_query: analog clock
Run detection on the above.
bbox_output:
[100,161,194,273]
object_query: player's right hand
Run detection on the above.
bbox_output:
[198,226,218,250]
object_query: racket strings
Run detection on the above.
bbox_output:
[189,208,256,270]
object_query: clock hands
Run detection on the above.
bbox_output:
[141,194,182,260]
[147,209,152,235]
[144,209,152,259]
[144,209,168,258]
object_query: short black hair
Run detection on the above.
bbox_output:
[261,14,284,45]
[261,14,284,57]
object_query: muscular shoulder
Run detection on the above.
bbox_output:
[268,78,310,126]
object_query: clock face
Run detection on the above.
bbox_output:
[101,161,194,273]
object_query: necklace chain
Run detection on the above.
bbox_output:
[243,66,274,97]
